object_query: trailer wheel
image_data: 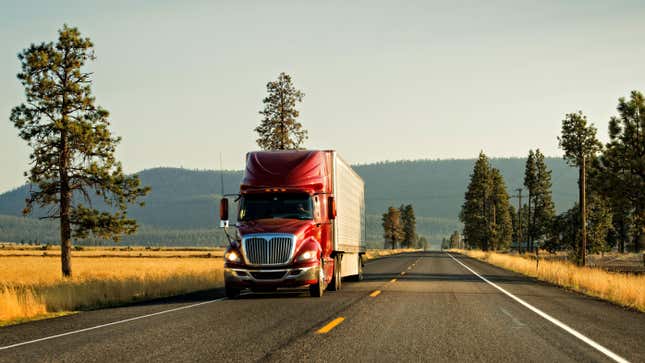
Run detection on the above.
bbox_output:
[225,286,240,299]
[309,259,325,297]
[328,255,342,291]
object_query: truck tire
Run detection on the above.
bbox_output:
[328,255,342,291]
[309,259,325,297]
[225,286,240,299]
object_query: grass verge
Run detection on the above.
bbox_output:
[452,249,645,312]
[0,257,224,325]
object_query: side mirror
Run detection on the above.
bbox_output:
[328,196,337,220]
[219,198,229,227]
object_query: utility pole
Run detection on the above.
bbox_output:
[580,155,587,266]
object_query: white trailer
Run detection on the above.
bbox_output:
[331,152,366,278]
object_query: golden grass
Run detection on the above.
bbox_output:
[453,249,645,312]
[0,249,225,258]
[0,257,224,324]
[364,248,419,261]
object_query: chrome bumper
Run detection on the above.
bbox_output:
[224,266,318,286]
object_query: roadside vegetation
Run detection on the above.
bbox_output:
[453,249,645,312]
[446,90,644,311]
[364,248,420,260]
[0,252,224,325]
[381,204,428,250]
[0,246,413,325]
[456,90,643,259]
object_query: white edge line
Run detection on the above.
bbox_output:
[446,252,629,363]
[0,297,226,351]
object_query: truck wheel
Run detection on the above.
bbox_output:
[328,255,342,291]
[225,286,240,299]
[309,259,325,297]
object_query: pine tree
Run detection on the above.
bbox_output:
[400,204,417,248]
[10,25,149,277]
[419,236,429,250]
[255,72,307,150]
[449,230,461,248]
[600,91,645,252]
[460,152,491,250]
[590,151,632,253]
[382,206,403,249]
[558,111,603,265]
[546,198,613,255]
[587,194,614,254]
[489,168,513,250]
[533,149,556,247]
[523,150,537,251]
[460,153,512,251]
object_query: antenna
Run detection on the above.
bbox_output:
[220,152,224,196]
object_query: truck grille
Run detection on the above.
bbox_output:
[243,235,294,265]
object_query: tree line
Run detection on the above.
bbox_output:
[459,90,644,265]
[381,204,428,249]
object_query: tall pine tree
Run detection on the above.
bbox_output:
[600,91,645,251]
[489,168,513,250]
[533,149,556,247]
[10,25,149,277]
[460,152,491,250]
[400,204,417,248]
[558,111,602,265]
[255,72,307,150]
[523,150,537,251]
[382,206,403,249]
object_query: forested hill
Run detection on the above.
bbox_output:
[0,157,578,245]
[356,157,577,219]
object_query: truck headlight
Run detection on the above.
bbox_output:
[296,250,317,262]
[225,251,241,263]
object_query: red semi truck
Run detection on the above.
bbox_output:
[219,150,365,298]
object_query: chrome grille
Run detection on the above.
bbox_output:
[243,235,294,265]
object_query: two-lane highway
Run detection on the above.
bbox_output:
[1,252,643,362]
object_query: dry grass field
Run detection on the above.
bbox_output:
[364,248,420,260]
[0,254,225,325]
[0,244,414,325]
[453,249,645,312]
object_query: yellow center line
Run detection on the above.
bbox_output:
[316,317,345,334]
[369,290,381,297]
[390,278,397,283]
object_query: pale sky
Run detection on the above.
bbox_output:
[1,0,644,192]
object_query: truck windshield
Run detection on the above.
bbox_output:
[238,193,314,221]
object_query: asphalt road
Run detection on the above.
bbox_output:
[1,251,643,362]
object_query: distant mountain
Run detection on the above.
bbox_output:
[0,157,578,246]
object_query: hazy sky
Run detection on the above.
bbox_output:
[1,0,644,192]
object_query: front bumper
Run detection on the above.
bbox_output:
[224,265,319,289]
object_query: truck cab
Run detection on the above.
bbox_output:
[219,150,365,298]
